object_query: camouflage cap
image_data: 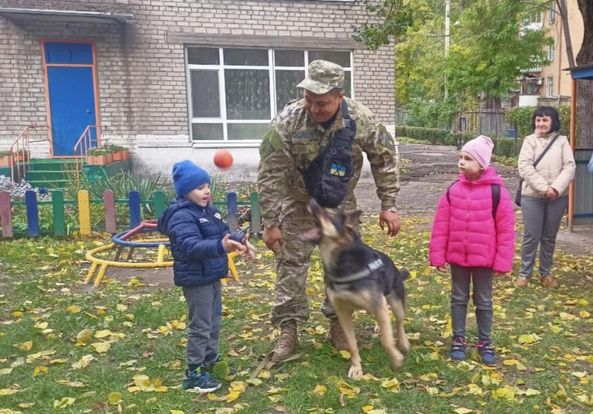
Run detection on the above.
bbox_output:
[296,59,344,94]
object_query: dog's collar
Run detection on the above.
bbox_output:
[327,258,384,284]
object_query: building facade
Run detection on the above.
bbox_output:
[520,0,584,103]
[0,0,395,180]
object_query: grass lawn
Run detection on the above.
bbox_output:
[0,216,592,414]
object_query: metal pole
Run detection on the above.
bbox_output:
[444,0,450,100]
[568,78,576,232]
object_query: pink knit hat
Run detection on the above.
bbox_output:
[461,135,494,168]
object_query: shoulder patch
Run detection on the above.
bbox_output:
[260,129,283,158]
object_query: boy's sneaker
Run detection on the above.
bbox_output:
[182,368,221,393]
[476,341,497,366]
[450,336,467,361]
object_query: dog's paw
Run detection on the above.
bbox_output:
[391,352,404,368]
[398,337,411,353]
[348,365,363,379]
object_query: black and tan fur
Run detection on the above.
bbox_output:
[304,199,410,378]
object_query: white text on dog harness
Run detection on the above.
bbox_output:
[327,258,384,283]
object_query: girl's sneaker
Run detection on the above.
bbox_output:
[476,341,497,366]
[182,368,221,393]
[450,336,467,361]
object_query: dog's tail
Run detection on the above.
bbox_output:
[401,269,410,281]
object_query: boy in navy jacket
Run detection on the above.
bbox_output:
[158,160,252,393]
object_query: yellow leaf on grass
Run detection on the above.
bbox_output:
[18,341,33,351]
[95,330,112,339]
[466,384,483,396]
[0,368,12,375]
[66,305,81,314]
[362,405,375,413]
[338,380,360,397]
[257,369,271,379]
[91,342,111,353]
[453,408,473,414]
[381,378,400,391]
[34,321,48,330]
[523,389,541,396]
[108,392,123,404]
[170,411,185,414]
[171,320,186,330]
[339,350,351,359]
[419,373,439,382]
[116,304,128,312]
[72,354,94,369]
[53,397,75,408]
[518,334,540,345]
[32,366,48,377]
[229,381,246,393]
[579,310,590,318]
[492,386,516,402]
[224,390,241,403]
[0,388,19,396]
[313,384,327,396]
[76,329,93,345]
[571,372,587,378]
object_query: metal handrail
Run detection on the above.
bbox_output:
[73,125,99,181]
[9,125,46,182]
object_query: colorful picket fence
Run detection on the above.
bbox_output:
[0,190,261,239]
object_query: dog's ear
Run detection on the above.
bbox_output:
[344,209,363,231]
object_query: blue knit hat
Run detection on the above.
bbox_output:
[172,160,211,198]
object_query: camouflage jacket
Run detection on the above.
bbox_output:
[257,97,399,227]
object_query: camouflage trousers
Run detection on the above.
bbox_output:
[271,199,360,328]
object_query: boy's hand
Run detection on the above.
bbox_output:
[436,265,448,273]
[222,234,246,254]
[495,271,511,277]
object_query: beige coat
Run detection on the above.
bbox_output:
[518,133,575,198]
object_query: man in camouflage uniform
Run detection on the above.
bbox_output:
[257,60,401,361]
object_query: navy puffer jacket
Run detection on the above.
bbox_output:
[157,200,229,286]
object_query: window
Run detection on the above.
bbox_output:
[524,11,542,24]
[546,77,554,97]
[548,7,556,24]
[187,47,353,143]
[547,42,555,61]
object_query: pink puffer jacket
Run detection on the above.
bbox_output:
[429,167,515,273]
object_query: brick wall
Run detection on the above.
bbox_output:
[0,0,394,175]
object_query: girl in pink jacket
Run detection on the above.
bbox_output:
[429,135,515,366]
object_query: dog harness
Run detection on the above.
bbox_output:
[327,257,384,284]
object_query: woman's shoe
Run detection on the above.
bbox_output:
[539,275,559,288]
[514,277,529,288]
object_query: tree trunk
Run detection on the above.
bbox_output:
[556,0,575,67]
[575,0,593,148]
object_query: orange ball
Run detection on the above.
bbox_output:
[213,149,233,170]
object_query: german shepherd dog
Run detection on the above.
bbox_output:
[304,199,410,378]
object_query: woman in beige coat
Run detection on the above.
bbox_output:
[515,106,575,289]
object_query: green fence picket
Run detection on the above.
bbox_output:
[250,191,261,234]
[152,191,167,218]
[51,190,66,237]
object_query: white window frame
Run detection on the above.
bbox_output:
[546,77,554,97]
[547,42,555,61]
[186,47,353,147]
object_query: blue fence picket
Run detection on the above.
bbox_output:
[227,191,238,231]
[129,191,141,229]
[25,190,39,237]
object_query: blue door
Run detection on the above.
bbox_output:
[45,42,97,156]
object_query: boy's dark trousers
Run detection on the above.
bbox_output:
[450,265,494,342]
[183,281,222,369]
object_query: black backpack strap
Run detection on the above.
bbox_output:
[447,180,500,218]
[446,180,459,204]
[491,184,500,218]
